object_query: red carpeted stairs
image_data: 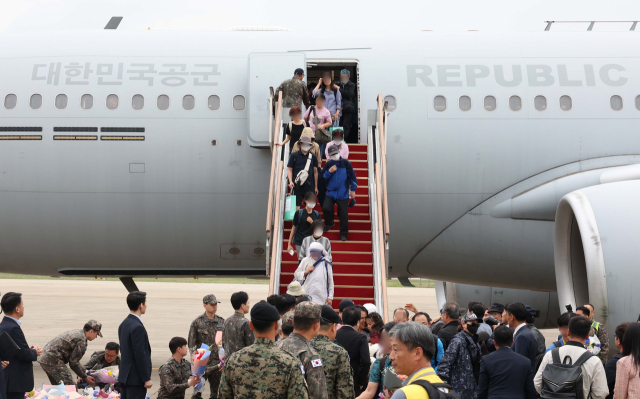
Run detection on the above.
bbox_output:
[279,144,375,305]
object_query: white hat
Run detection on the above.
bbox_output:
[287,281,306,296]
[364,303,378,314]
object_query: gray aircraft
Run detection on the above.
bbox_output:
[0,25,638,343]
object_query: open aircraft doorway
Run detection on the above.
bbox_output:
[306,60,360,144]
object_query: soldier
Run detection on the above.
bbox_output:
[38,320,103,385]
[188,294,224,399]
[219,300,308,399]
[275,68,311,109]
[584,303,609,364]
[277,301,328,399]
[158,337,201,399]
[310,306,354,399]
[78,342,121,389]
[221,292,254,359]
[279,311,295,340]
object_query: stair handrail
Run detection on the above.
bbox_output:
[368,127,389,322]
[377,94,391,238]
[266,91,283,235]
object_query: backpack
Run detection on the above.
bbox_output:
[409,380,461,399]
[305,106,331,144]
[293,152,313,187]
[540,348,593,399]
[534,340,561,374]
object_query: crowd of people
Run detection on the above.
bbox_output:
[1,289,640,399]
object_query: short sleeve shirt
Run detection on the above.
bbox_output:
[369,357,393,383]
[288,151,318,188]
[292,208,321,246]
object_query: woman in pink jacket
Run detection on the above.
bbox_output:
[304,93,332,135]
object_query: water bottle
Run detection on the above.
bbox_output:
[219,346,226,361]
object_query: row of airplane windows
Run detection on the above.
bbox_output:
[434,94,632,112]
[1,93,246,111]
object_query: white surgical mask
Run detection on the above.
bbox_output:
[306,202,316,209]
[341,78,349,84]
[331,154,340,161]
[333,139,343,145]
[314,229,323,237]
[301,144,311,151]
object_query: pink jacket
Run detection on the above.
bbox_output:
[304,106,331,134]
[324,141,349,159]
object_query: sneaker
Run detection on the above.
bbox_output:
[324,222,334,232]
[340,235,347,241]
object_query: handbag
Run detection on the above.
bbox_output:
[309,106,331,144]
[284,189,296,222]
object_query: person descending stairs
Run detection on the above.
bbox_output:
[280,143,375,306]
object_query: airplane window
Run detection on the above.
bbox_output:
[208,95,221,110]
[636,96,640,111]
[4,94,17,109]
[157,95,170,110]
[55,94,68,109]
[132,94,144,110]
[30,94,42,110]
[509,95,522,111]
[484,96,496,111]
[560,95,572,111]
[106,94,119,110]
[384,95,397,112]
[183,95,195,110]
[534,95,547,111]
[81,94,93,110]
[233,95,245,110]
[459,96,471,111]
[610,95,623,111]
[434,95,446,112]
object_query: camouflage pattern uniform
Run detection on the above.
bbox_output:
[592,320,609,365]
[277,302,328,399]
[83,350,121,389]
[39,321,102,385]
[310,334,354,399]
[280,311,295,338]
[157,357,192,399]
[219,337,308,399]
[275,76,311,109]
[222,312,254,359]
[188,312,225,399]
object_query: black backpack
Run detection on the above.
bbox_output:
[409,380,461,399]
[534,340,561,374]
[540,348,593,399]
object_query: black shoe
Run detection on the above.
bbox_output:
[324,222,334,232]
[340,235,347,241]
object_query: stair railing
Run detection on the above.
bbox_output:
[266,91,284,293]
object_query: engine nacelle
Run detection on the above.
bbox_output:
[555,180,640,350]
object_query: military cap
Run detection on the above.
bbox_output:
[295,301,321,319]
[339,298,355,312]
[203,294,220,305]
[320,305,342,324]
[250,300,280,322]
[282,310,295,329]
[295,68,305,75]
[86,320,103,337]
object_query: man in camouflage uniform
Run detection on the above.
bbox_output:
[188,295,224,399]
[79,342,121,389]
[279,310,295,340]
[222,292,254,359]
[277,301,328,399]
[38,320,103,385]
[158,337,200,399]
[220,300,308,399]
[584,303,609,364]
[275,68,311,109]
[310,306,354,399]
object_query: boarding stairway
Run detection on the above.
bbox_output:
[266,91,390,320]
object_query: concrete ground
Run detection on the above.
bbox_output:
[2,279,558,397]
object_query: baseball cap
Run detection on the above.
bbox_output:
[363,303,378,314]
[250,300,280,322]
[321,305,342,324]
[328,145,340,156]
[86,320,103,337]
[339,298,355,312]
[295,301,321,319]
[488,303,505,314]
[294,68,305,75]
[286,281,306,297]
[462,313,478,322]
[340,69,350,76]
[203,294,220,305]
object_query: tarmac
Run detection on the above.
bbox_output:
[1,278,557,397]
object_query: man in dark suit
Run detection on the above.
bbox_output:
[506,303,538,370]
[118,291,152,399]
[335,305,370,396]
[477,325,536,399]
[0,293,42,399]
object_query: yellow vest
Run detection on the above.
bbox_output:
[397,367,446,399]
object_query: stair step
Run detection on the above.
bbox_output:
[284,219,372,230]
[282,261,373,274]
[348,153,367,161]
[282,250,373,263]
[283,240,372,252]
[284,230,372,241]
[282,273,374,287]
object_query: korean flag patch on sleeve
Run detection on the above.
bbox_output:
[311,359,323,368]
[301,365,305,375]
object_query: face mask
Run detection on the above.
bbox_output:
[301,144,311,151]
[333,139,342,145]
[467,324,479,335]
[314,229,323,237]
[340,78,349,84]
[331,154,340,161]
[306,201,316,209]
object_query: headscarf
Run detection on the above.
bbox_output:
[308,241,329,259]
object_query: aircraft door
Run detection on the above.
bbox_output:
[248,52,306,148]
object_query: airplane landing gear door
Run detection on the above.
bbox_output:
[248,52,306,148]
